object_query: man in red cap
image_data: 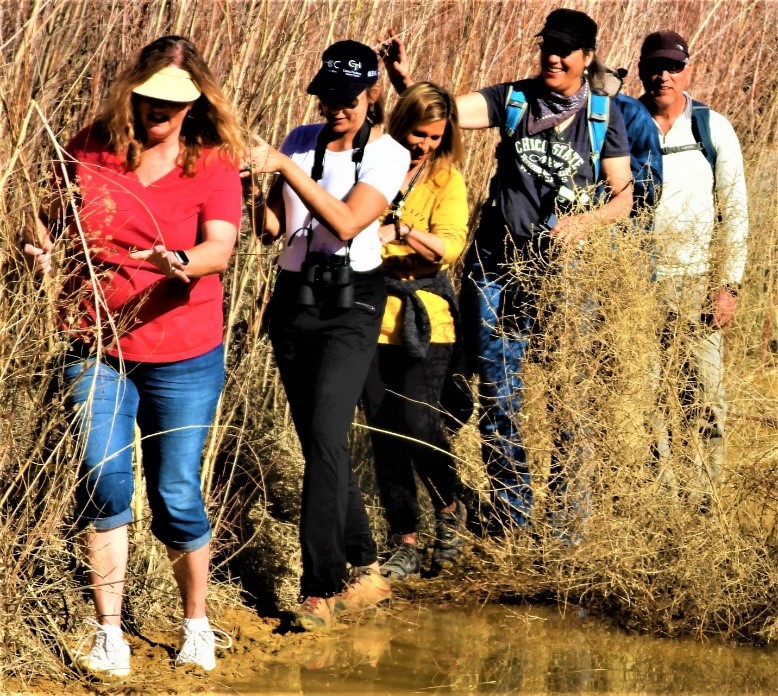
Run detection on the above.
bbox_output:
[638,31,749,509]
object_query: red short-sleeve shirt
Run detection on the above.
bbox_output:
[60,125,241,362]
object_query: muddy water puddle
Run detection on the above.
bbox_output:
[228,603,778,694]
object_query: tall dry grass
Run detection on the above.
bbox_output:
[1,0,778,682]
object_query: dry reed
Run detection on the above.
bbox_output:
[1,0,778,684]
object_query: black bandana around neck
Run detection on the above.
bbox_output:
[527,80,589,136]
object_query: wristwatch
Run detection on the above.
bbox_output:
[172,250,190,266]
[393,219,410,241]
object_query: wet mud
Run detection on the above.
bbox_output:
[17,600,778,694]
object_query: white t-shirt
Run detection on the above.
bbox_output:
[277,124,410,273]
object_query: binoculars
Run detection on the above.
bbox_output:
[297,252,354,309]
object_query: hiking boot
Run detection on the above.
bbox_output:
[75,621,130,680]
[175,623,232,671]
[330,567,392,615]
[380,543,421,581]
[431,498,466,572]
[292,596,334,631]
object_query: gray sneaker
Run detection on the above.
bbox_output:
[380,542,421,580]
[431,498,466,572]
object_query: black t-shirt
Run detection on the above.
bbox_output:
[477,78,629,253]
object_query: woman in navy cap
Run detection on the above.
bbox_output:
[382,10,633,536]
[244,40,409,629]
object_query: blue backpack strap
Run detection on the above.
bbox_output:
[690,99,716,173]
[587,92,609,182]
[504,86,527,138]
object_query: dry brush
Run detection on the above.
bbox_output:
[1,0,777,683]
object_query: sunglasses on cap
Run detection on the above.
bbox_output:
[643,59,687,75]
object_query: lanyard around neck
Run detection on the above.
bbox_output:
[311,118,372,184]
[293,118,373,254]
[387,159,427,220]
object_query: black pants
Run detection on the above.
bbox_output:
[363,342,457,537]
[269,268,386,598]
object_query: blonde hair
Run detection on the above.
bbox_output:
[387,82,464,178]
[98,35,243,175]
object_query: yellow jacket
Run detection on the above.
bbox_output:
[379,166,468,345]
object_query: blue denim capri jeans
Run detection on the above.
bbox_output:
[63,343,224,552]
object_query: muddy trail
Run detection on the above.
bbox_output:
[16,586,778,695]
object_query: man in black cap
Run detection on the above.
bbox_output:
[638,30,749,507]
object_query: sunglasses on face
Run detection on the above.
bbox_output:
[644,60,687,75]
[536,37,580,58]
[319,95,361,111]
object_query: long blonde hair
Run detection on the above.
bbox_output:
[387,82,464,179]
[99,35,242,175]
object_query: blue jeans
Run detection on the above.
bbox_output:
[462,254,596,530]
[462,262,534,526]
[64,343,224,551]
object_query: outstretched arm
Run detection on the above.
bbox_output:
[455,92,491,130]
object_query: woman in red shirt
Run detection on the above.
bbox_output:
[24,36,242,678]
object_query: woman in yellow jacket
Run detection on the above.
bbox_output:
[363,82,469,579]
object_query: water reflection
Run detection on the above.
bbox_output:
[230,603,778,694]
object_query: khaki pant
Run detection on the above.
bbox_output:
[651,277,727,503]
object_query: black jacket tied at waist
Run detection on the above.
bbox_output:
[385,273,459,359]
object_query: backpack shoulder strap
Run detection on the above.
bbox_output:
[690,99,716,173]
[504,86,528,137]
[587,92,609,181]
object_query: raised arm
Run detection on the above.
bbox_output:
[380,30,490,131]
[379,28,413,94]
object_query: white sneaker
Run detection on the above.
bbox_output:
[175,623,232,671]
[75,621,130,679]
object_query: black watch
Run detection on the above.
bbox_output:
[173,250,190,266]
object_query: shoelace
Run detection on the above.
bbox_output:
[384,545,419,572]
[345,566,373,586]
[436,503,464,545]
[179,627,233,659]
[336,568,365,597]
[76,619,121,658]
[212,628,233,650]
[186,627,232,650]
